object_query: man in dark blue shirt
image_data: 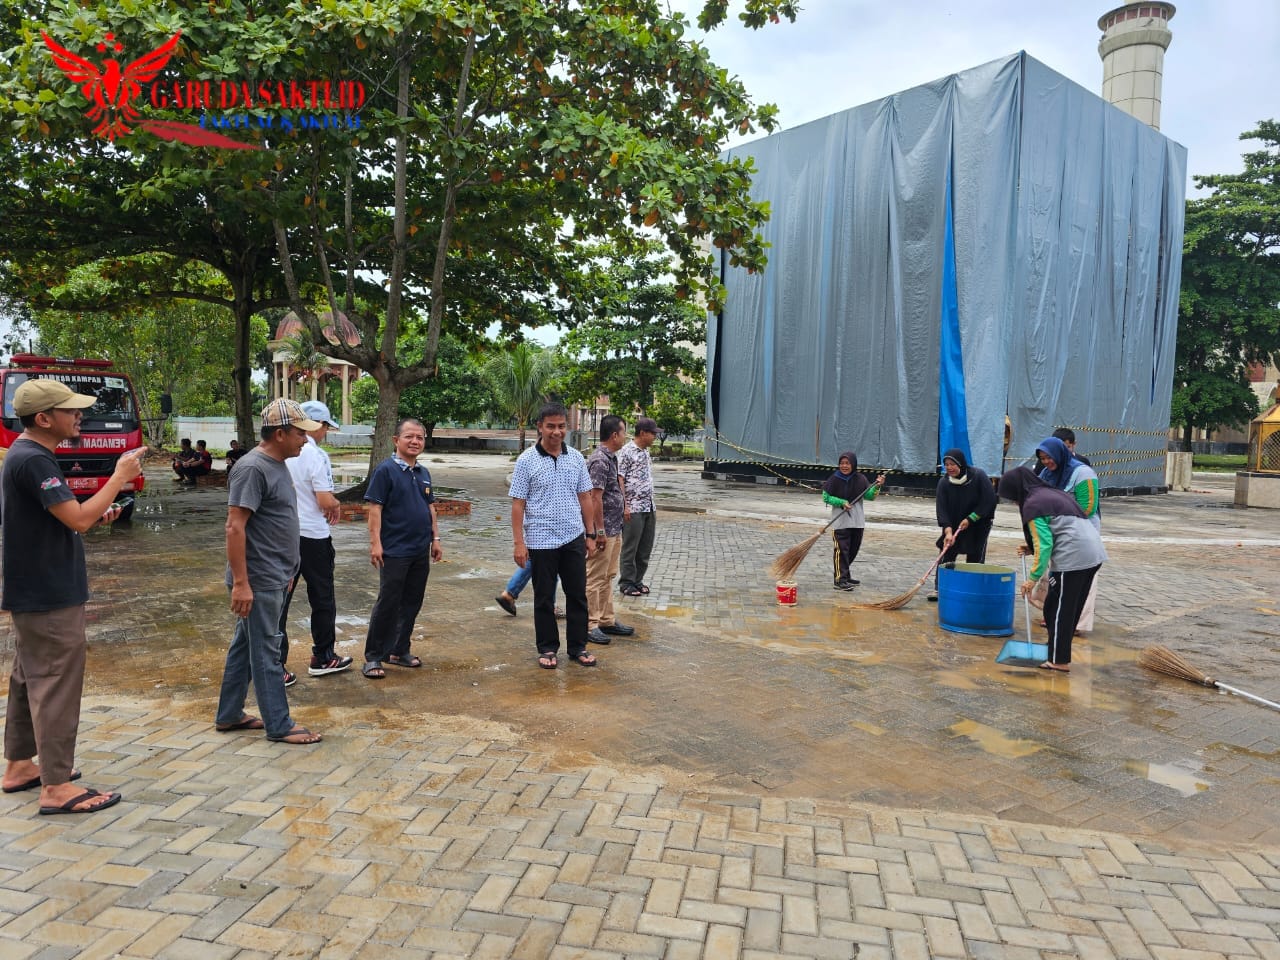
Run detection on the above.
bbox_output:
[361,418,442,678]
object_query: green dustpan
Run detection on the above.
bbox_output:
[996,556,1048,667]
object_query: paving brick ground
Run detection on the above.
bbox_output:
[2,455,1278,958]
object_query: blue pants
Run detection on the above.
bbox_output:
[215,587,294,739]
[505,560,533,599]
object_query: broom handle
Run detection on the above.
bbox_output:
[1020,554,1033,643]
[916,547,948,586]
[1214,682,1280,713]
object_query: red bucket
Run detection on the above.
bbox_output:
[776,580,798,606]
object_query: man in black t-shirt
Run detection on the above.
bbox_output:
[1,379,144,815]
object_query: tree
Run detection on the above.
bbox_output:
[350,333,491,443]
[484,343,561,450]
[559,246,706,442]
[281,329,331,402]
[28,262,257,446]
[1171,121,1280,448]
[1,1,796,470]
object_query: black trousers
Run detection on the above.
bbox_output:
[1044,565,1100,666]
[364,549,431,662]
[530,535,589,657]
[831,527,864,582]
[279,536,337,665]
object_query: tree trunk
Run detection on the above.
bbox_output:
[231,287,255,447]
[1181,423,1193,452]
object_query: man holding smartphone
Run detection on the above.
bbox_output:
[1,379,143,815]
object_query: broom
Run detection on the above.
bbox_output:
[769,512,844,581]
[1139,645,1280,713]
[853,546,948,611]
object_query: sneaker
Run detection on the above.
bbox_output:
[834,580,855,592]
[283,670,298,687]
[308,655,353,676]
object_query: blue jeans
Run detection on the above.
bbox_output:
[505,560,533,599]
[215,587,294,738]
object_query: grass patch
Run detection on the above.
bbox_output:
[1193,453,1247,472]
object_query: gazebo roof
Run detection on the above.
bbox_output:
[1253,402,1280,425]
[275,310,361,347]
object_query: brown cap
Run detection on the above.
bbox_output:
[635,417,659,435]
[13,379,97,417]
[260,398,323,432]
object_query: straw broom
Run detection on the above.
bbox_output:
[854,546,948,611]
[769,512,843,581]
[1139,645,1280,713]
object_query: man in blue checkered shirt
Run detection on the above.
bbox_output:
[509,402,603,669]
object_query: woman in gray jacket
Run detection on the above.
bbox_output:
[997,467,1106,672]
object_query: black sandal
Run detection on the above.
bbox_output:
[387,654,422,668]
[538,653,558,670]
[572,652,598,667]
[362,661,386,679]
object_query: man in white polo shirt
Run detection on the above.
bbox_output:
[278,400,353,678]
[509,402,602,670]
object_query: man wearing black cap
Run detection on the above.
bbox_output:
[1,378,144,814]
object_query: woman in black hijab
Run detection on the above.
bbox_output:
[821,451,886,591]
[929,448,997,601]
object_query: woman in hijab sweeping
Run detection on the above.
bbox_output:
[997,467,1106,672]
[821,452,886,591]
[1036,435,1102,633]
[928,448,998,602]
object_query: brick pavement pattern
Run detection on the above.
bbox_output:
[3,701,1280,960]
[2,458,1279,958]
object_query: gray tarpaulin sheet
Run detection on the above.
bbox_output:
[708,52,1186,489]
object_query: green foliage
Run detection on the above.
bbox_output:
[1172,121,1280,445]
[28,261,256,445]
[558,245,706,440]
[350,334,490,439]
[0,0,794,462]
[483,342,560,448]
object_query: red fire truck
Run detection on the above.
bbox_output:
[0,354,146,519]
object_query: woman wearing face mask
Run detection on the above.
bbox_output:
[928,448,998,602]
[821,452,886,591]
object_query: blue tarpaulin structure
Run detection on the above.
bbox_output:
[706,52,1186,490]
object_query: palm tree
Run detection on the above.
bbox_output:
[484,342,560,450]
[283,329,330,401]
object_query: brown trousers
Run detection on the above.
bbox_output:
[586,534,623,630]
[4,605,87,785]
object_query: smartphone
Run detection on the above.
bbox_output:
[114,496,135,512]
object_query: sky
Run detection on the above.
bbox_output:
[669,0,1280,193]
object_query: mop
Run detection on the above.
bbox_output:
[995,555,1049,666]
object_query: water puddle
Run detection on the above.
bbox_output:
[1125,759,1212,797]
[949,719,1046,759]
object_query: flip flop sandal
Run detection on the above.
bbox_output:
[362,661,386,679]
[538,653,558,670]
[387,654,422,668]
[3,770,80,794]
[215,715,265,732]
[638,584,651,594]
[621,586,644,597]
[267,726,323,745]
[572,652,598,667]
[39,788,122,816]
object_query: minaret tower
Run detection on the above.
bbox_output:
[1098,3,1175,129]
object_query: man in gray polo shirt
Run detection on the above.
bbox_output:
[214,399,325,745]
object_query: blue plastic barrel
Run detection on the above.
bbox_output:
[937,562,1015,636]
